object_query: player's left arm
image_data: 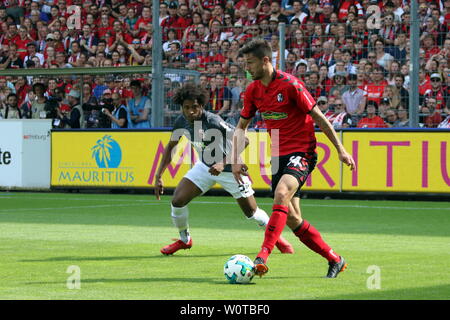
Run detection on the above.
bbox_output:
[309,105,356,171]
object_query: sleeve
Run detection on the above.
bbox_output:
[291,81,316,114]
[118,108,127,120]
[211,114,235,135]
[144,97,151,110]
[240,84,257,119]
[170,115,188,142]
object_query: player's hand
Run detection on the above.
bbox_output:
[209,163,225,176]
[155,177,164,200]
[232,163,249,184]
[339,150,356,171]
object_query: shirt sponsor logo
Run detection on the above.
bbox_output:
[261,111,288,120]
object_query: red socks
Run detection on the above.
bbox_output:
[257,204,288,262]
[294,220,340,263]
[258,207,340,264]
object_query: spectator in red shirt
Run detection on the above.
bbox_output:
[418,67,432,96]
[112,20,134,45]
[5,23,20,45]
[357,101,387,128]
[421,16,443,46]
[422,34,441,60]
[16,26,32,60]
[420,98,443,128]
[256,0,271,21]
[44,45,57,68]
[127,0,143,16]
[161,1,182,41]
[14,75,30,106]
[48,5,61,24]
[424,73,448,111]
[236,0,258,10]
[444,0,450,28]
[55,0,68,19]
[364,66,388,106]
[50,31,65,53]
[208,41,226,64]
[338,0,356,21]
[197,41,212,70]
[177,3,193,31]
[133,5,151,38]
[97,14,114,39]
[303,1,321,24]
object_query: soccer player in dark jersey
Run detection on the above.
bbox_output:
[231,39,356,278]
[154,83,293,255]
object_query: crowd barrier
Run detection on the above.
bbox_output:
[50,129,450,194]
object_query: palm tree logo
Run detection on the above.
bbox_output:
[91,135,122,168]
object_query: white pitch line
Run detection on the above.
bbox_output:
[189,201,450,211]
[0,203,159,213]
[1,195,448,211]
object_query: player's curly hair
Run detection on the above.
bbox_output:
[239,38,272,60]
[173,83,209,106]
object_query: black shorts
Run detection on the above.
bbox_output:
[271,152,317,198]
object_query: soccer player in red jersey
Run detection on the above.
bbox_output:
[231,39,355,278]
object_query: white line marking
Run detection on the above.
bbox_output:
[1,194,448,211]
[0,203,159,213]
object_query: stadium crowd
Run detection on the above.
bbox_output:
[0,0,449,128]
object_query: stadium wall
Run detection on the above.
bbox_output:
[0,120,52,189]
[49,129,450,195]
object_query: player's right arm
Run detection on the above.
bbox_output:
[154,139,179,200]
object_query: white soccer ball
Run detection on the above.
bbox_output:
[224,254,255,284]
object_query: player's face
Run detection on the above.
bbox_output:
[244,53,266,80]
[182,99,203,123]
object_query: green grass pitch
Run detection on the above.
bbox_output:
[0,192,449,300]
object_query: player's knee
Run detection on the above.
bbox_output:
[171,198,188,208]
[274,187,291,204]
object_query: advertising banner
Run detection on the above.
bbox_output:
[0,121,23,187]
[51,130,450,194]
[342,131,450,193]
[0,120,51,189]
[52,131,192,188]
